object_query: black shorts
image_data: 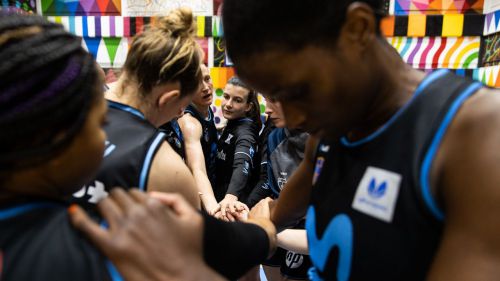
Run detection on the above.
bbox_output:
[262,247,311,280]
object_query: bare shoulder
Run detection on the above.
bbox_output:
[148,142,199,206]
[178,114,202,138]
[426,87,500,280]
[453,87,500,128]
[438,87,500,163]
[436,86,500,210]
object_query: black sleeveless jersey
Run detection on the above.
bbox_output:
[159,119,185,159]
[72,100,166,210]
[214,118,259,201]
[0,202,121,281]
[184,105,218,186]
[306,70,482,281]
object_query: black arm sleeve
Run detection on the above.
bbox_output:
[246,154,273,207]
[202,213,269,280]
[226,137,256,197]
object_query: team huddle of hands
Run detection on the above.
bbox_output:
[68,188,273,281]
[209,194,253,221]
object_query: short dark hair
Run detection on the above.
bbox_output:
[0,13,99,171]
[223,0,384,62]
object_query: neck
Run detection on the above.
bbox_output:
[0,173,65,206]
[345,39,426,142]
[106,78,160,127]
[192,103,210,118]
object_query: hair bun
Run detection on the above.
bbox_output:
[158,7,196,38]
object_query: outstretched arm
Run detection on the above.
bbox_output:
[69,190,275,281]
[69,189,226,281]
[178,114,219,214]
[147,142,200,209]
[219,136,256,217]
[277,229,308,255]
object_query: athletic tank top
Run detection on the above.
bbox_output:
[0,201,119,281]
[160,119,185,159]
[184,105,218,186]
[306,70,482,281]
[71,100,166,210]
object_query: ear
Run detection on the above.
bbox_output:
[339,2,378,52]
[245,101,253,113]
[157,89,181,108]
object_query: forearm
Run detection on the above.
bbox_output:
[202,213,271,280]
[191,168,218,211]
[246,182,273,208]
[277,229,308,255]
[226,157,251,198]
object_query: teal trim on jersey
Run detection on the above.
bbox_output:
[341,69,449,147]
[420,82,482,221]
[0,202,60,220]
[139,132,166,191]
[108,100,145,120]
[106,260,124,281]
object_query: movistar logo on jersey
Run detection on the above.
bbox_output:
[306,207,353,281]
[368,178,387,198]
[225,134,233,144]
[352,166,402,223]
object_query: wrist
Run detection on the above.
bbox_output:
[246,218,277,258]
[224,194,238,201]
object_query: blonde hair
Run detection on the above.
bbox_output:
[123,8,202,96]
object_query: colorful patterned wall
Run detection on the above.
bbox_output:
[0,0,258,127]
[2,0,499,126]
[383,0,500,87]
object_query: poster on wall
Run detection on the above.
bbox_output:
[481,32,500,66]
[1,0,36,13]
[391,0,484,15]
[213,0,222,15]
[484,0,500,13]
[40,0,121,16]
[123,0,213,17]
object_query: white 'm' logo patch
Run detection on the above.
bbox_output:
[352,166,401,223]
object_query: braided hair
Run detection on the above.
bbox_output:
[0,13,100,172]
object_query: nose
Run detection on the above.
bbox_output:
[265,107,273,116]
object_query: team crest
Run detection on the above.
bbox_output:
[312,157,325,185]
